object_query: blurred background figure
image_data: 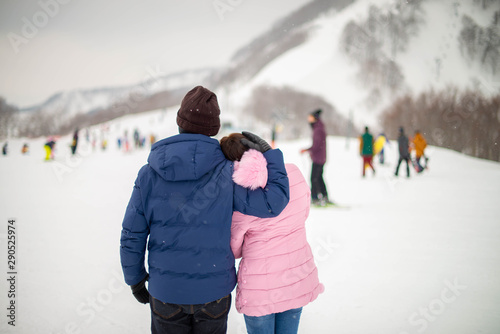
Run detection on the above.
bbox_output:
[101,138,108,151]
[395,127,411,178]
[133,128,140,148]
[44,137,56,161]
[359,126,375,178]
[2,142,7,155]
[300,109,333,206]
[375,132,389,165]
[21,143,29,155]
[124,130,130,152]
[71,128,79,155]
[412,130,428,172]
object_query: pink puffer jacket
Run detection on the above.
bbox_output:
[230,149,324,316]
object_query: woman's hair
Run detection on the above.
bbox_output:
[220,133,248,161]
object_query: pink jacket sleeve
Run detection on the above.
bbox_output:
[230,212,250,259]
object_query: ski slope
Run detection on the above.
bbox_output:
[1,108,500,333]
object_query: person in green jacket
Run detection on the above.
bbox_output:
[359,126,375,177]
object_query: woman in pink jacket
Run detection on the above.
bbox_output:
[220,133,324,334]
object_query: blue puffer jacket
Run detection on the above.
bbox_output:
[120,133,289,305]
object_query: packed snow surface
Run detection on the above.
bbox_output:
[1,108,499,333]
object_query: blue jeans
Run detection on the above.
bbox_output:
[244,307,302,334]
[150,294,231,334]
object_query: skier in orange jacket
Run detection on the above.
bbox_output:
[412,130,427,172]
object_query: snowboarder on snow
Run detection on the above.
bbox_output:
[220,133,323,334]
[300,109,333,206]
[119,86,290,334]
[395,127,411,178]
[359,126,375,177]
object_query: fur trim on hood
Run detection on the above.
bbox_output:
[232,149,268,190]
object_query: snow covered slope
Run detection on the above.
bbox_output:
[1,108,499,333]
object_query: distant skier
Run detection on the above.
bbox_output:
[376,133,390,164]
[101,139,108,151]
[70,128,79,155]
[412,130,427,172]
[300,109,333,206]
[271,123,277,149]
[21,143,29,155]
[395,127,411,178]
[44,138,56,161]
[133,128,140,148]
[123,130,130,152]
[2,142,7,155]
[359,126,375,177]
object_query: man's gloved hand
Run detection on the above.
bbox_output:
[131,274,150,304]
[241,131,272,153]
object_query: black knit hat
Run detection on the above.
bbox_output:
[311,109,322,120]
[177,86,221,136]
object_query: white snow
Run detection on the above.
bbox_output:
[1,108,500,333]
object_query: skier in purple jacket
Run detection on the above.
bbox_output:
[300,109,333,206]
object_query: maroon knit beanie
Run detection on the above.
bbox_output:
[176,86,221,136]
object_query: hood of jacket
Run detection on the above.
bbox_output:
[148,133,226,182]
[232,149,268,190]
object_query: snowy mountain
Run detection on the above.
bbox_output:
[21,68,214,116]
[6,0,499,146]
[14,68,215,136]
[227,0,500,126]
[218,0,500,161]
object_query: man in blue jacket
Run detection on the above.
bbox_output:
[120,86,290,334]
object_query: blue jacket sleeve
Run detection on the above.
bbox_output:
[233,149,289,218]
[120,170,150,286]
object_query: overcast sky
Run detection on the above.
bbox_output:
[0,0,311,108]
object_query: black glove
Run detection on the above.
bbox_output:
[241,131,272,153]
[131,274,150,304]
